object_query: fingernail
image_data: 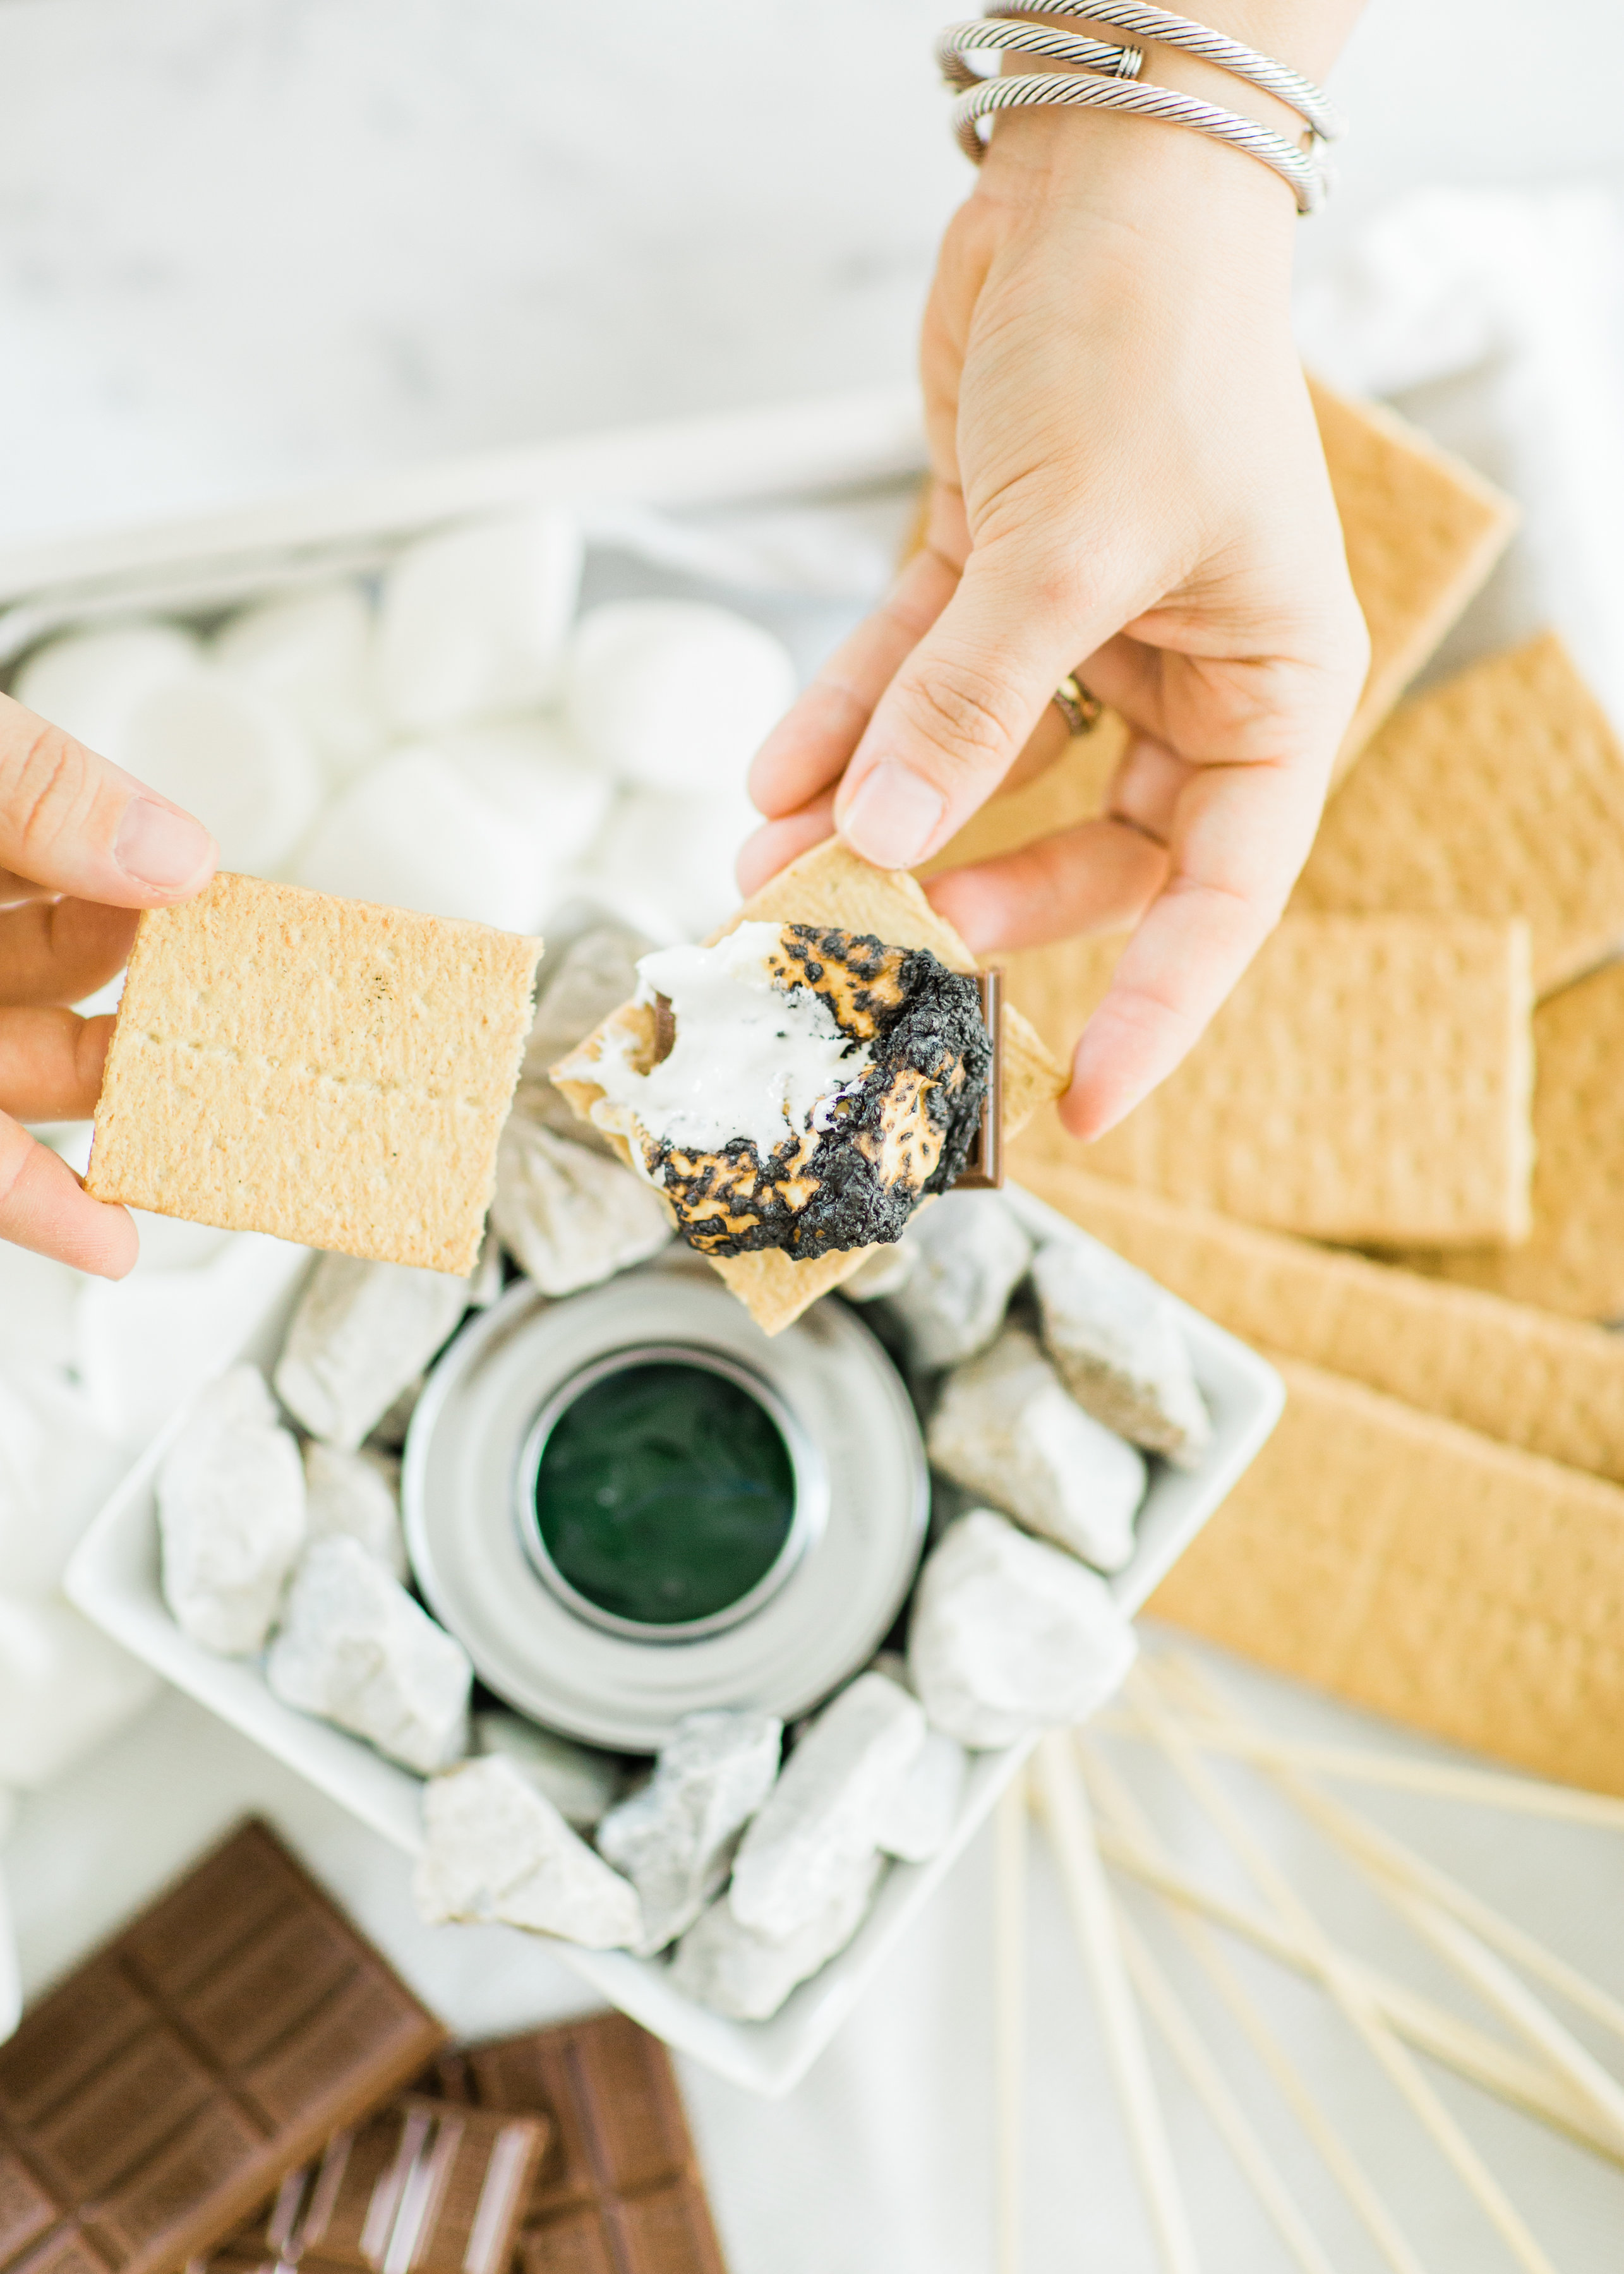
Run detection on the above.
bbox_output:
[839,761,946,869]
[115,797,213,890]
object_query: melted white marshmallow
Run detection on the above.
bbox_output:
[592,923,871,1163]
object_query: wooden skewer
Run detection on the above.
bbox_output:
[1128,1666,1562,2274]
[994,1769,1026,2274]
[1110,1899,1344,2274]
[1033,1732,1203,2274]
[1091,1817,1624,2169]
[1083,1744,1430,2274]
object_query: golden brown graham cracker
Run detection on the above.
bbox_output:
[553,839,1068,1335]
[1023,1157,1624,1489]
[1146,1354,1624,1796]
[1295,632,1624,996]
[1396,954,1624,1320]
[1007,912,1535,1248]
[87,872,541,1275]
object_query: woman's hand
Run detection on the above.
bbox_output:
[742,71,1368,1141]
[0,691,216,1275]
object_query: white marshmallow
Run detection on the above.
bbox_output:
[596,1709,782,1957]
[293,745,550,929]
[302,1442,407,1580]
[213,582,385,775]
[491,1119,670,1297]
[267,1535,471,1773]
[563,600,796,794]
[121,671,323,875]
[378,512,583,731]
[473,1711,626,1830]
[12,622,203,757]
[907,1509,1138,1748]
[875,1728,968,1863]
[434,719,613,870]
[729,1672,924,1942]
[414,1754,641,1947]
[157,1367,306,1656]
[0,1373,123,1601]
[274,1252,472,1450]
[670,1852,884,2021]
[585,788,758,941]
[1032,1239,1212,1469]
[927,1327,1147,1573]
[0,1594,159,1788]
[889,1193,1034,1371]
[0,1245,79,1373]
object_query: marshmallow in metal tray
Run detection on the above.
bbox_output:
[1032,1239,1212,1469]
[586,788,760,941]
[907,1508,1138,1748]
[157,1366,306,1656]
[267,1534,471,1772]
[302,1442,407,1580]
[875,1728,968,1863]
[491,1119,670,1297]
[435,719,613,872]
[564,599,797,795]
[887,1192,1034,1371]
[294,746,553,931]
[414,1754,642,1947]
[378,512,584,731]
[123,673,324,874]
[11,620,202,757]
[596,1708,783,1957]
[0,1596,159,1788]
[473,1711,626,1830]
[670,1851,884,2021]
[928,1326,1147,1573]
[275,1253,472,1450]
[213,582,385,775]
[728,1671,924,1942]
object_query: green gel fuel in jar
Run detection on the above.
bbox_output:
[532,1358,798,1628]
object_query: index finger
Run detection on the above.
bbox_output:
[1061,752,1328,1141]
[0,691,217,907]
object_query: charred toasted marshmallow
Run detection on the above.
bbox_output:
[551,922,992,1261]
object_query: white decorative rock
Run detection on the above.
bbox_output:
[927,1328,1147,1573]
[378,512,584,731]
[839,1241,917,1304]
[157,1367,306,1655]
[888,1193,1033,1371]
[474,1711,625,1830]
[12,621,203,756]
[0,1596,159,1789]
[414,1755,641,1948]
[214,582,385,775]
[267,1535,471,1772]
[584,788,759,941]
[875,1729,968,1863]
[517,925,650,1146]
[1032,1240,1212,1470]
[275,1253,472,1450]
[729,1672,924,1942]
[436,719,613,871]
[491,1119,670,1296]
[563,599,797,795]
[123,672,324,874]
[907,1509,1138,1749]
[596,1709,782,1956]
[303,1442,407,1580]
[670,1852,884,2021]
[294,745,551,931]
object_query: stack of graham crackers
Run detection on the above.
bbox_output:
[946,379,1624,1796]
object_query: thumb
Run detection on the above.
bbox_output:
[833,543,1100,871]
[0,692,217,908]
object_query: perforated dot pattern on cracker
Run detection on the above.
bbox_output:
[87,872,541,1275]
[1008,913,1534,1247]
[1147,1354,1624,1795]
[1023,1157,1624,1488]
[1296,632,1624,995]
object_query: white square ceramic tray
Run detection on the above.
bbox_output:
[68,1181,1282,2097]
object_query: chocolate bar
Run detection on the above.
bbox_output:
[431,2012,727,2274]
[0,1820,445,2274]
[203,2097,548,2274]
